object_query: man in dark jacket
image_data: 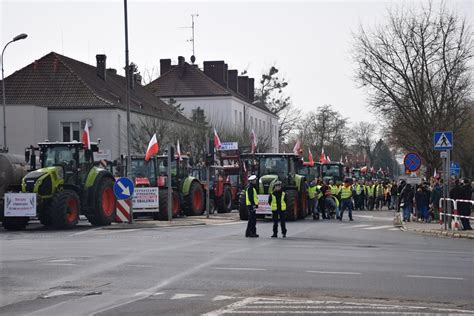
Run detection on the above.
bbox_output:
[458,179,472,230]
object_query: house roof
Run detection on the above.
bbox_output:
[0,52,192,125]
[146,62,275,116]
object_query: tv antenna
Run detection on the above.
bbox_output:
[181,13,199,64]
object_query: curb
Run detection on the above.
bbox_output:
[409,228,474,239]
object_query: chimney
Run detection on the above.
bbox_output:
[248,78,255,102]
[238,76,249,99]
[228,70,238,93]
[203,61,227,87]
[107,68,117,75]
[160,59,171,75]
[96,54,106,80]
[178,56,185,66]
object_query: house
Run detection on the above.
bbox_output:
[146,56,279,152]
[0,52,193,158]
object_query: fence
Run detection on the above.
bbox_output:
[438,198,474,231]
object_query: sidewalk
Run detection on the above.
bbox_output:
[403,220,474,239]
[105,212,241,230]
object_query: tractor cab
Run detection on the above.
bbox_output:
[120,155,157,187]
[298,162,321,182]
[321,162,345,183]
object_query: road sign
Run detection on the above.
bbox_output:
[450,161,460,176]
[433,131,453,150]
[403,152,422,172]
[113,177,134,200]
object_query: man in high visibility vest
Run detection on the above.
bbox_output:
[375,181,384,210]
[339,179,354,221]
[353,180,364,210]
[307,180,320,220]
[245,175,259,238]
[366,180,376,210]
[268,181,288,238]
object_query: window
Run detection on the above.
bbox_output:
[61,122,80,142]
[239,112,242,124]
[234,110,237,124]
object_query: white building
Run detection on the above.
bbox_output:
[146,57,279,152]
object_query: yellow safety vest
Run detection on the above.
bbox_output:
[341,186,352,199]
[355,184,363,195]
[316,185,323,199]
[245,187,258,206]
[376,185,384,197]
[307,185,317,199]
[366,185,375,197]
[271,192,286,211]
[330,185,339,195]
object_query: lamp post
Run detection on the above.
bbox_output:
[2,33,28,152]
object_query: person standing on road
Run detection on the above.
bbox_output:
[390,181,398,210]
[430,179,442,221]
[400,183,414,222]
[245,175,259,238]
[458,179,472,230]
[307,180,319,220]
[339,179,354,221]
[366,180,375,211]
[268,181,288,238]
[375,181,384,210]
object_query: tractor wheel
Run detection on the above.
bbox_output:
[298,189,308,219]
[156,189,181,220]
[286,189,299,221]
[217,185,233,213]
[186,181,204,216]
[238,192,248,220]
[50,190,80,229]
[88,177,116,226]
[38,205,53,226]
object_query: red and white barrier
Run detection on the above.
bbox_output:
[116,199,131,223]
[438,199,474,230]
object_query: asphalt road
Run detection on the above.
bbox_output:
[1,211,473,315]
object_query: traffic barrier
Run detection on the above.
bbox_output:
[438,199,474,230]
[438,198,455,226]
[116,199,131,223]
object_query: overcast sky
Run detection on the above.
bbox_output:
[1,0,472,124]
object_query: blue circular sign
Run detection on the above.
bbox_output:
[113,177,135,200]
[404,153,421,172]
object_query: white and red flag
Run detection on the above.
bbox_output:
[251,129,257,154]
[319,147,326,164]
[176,139,182,161]
[82,120,91,150]
[213,128,222,150]
[308,149,314,166]
[145,133,159,161]
[293,139,301,155]
[327,155,331,162]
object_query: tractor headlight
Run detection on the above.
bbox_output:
[56,167,64,179]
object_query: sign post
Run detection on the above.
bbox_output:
[434,131,453,230]
[167,144,173,222]
[206,133,210,219]
[113,177,135,223]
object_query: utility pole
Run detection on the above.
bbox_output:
[181,13,199,64]
[123,0,133,223]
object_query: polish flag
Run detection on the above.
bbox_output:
[327,155,331,162]
[308,149,314,167]
[293,139,301,155]
[319,148,326,164]
[145,133,159,161]
[214,128,222,150]
[82,120,91,150]
[176,139,182,161]
[251,129,257,154]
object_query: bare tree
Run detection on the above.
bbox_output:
[351,122,378,166]
[353,2,473,176]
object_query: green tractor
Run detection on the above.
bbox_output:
[17,141,116,229]
[155,155,204,217]
[238,153,307,221]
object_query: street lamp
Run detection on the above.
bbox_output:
[2,33,28,152]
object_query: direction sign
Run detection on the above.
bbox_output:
[403,152,422,172]
[433,131,453,150]
[450,161,460,176]
[113,177,135,200]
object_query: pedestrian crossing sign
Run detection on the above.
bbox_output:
[433,131,453,150]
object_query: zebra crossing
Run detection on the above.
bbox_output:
[340,223,400,231]
[203,297,474,315]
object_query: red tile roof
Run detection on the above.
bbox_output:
[0,52,192,125]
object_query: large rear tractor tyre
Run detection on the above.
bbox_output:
[156,189,181,220]
[186,181,204,216]
[298,189,308,219]
[50,190,80,229]
[88,177,116,226]
[286,189,299,221]
[217,185,233,213]
[238,192,248,220]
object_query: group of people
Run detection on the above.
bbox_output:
[243,174,473,238]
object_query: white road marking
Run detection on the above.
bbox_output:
[170,293,205,300]
[42,290,78,298]
[95,228,141,235]
[212,267,267,271]
[307,270,362,275]
[126,264,154,268]
[68,227,101,237]
[134,291,155,296]
[48,259,73,263]
[213,295,236,301]
[212,222,245,226]
[363,225,393,230]
[43,263,79,266]
[388,228,399,231]
[405,275,465,280]
[341,224,372,229]
[152,292,164,296]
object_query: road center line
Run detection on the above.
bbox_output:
[212,267,267,271]
[307,271,362,275]
[363,225,393,230]
[405,275,465,280]
[340,224,372,229]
